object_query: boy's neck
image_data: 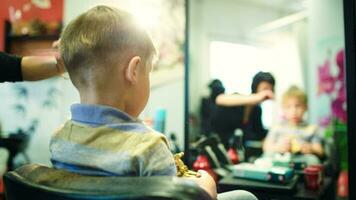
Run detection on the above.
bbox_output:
[79,89,128,114]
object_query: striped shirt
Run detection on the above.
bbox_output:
[265,122,322,146]
[50,104,177,176]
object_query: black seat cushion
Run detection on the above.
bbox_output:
[4,164,212,200]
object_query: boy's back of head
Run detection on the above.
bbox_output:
[60,5,155,90]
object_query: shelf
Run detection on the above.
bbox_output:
[6,34,59,41]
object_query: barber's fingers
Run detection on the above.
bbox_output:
[51,39,67,73]
[264,90,275,99]
[52,39,61,49]
[256,90,274,103]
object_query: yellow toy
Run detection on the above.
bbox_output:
[174,152,201,177]
[291,136,301,153]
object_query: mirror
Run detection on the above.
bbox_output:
[186,0,348,193]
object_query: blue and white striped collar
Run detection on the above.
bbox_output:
[71,103,138,126]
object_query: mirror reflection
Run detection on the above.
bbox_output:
[188,0,348,198]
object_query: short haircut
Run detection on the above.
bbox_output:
[60,5,155,88]
[282,86,307,106]
[251,71,275,93]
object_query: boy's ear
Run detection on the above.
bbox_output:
[125,56,141,84]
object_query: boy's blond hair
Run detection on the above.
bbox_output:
[60,5,155,88]
[282,86,307,106]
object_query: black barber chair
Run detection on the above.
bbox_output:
[4,164,212,200]
[191,135,232,179]
[0,120,38,170]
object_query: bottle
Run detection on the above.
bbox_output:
[233,129,245,162]
[227,147,239,164]
[169,132,181,154]
[337,170,348,198]
[193,154,218,182]
[153,108,166,133]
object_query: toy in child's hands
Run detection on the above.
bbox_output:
[291,137,301,153]
[174,152,201,177]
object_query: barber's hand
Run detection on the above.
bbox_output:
[189,170,217,200]
[253,90,274,104]
[52,39,66,74]
[260,90,274,100]
[52,39,60,49]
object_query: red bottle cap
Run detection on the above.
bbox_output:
[304,167,319,175]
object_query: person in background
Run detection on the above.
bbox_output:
[263,86,323,165]
[200,79,225,135]
[210,72,275,149]
[0,40,64,83]
[50,6,257,200]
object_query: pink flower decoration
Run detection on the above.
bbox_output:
[318,60,335,95]
[333,48,347,123]
[338,84,346,102]
[336,49,345,80]
[332,97,347,123]
[319,116,332,127]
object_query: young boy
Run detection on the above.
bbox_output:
[51,5,175,176]
[49,6,256,200]
[263,86,324,164]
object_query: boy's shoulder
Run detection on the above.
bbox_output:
[291,122,318,136]
[271,122,318,133]
[302,124,318,134]
[69,119,167,137]
[52,119,170,151]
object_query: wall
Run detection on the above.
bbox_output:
[0,78,78,166]
[142,80,185,149]
[0,0,63,50]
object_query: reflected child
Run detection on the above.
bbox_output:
[263,86,324,165]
